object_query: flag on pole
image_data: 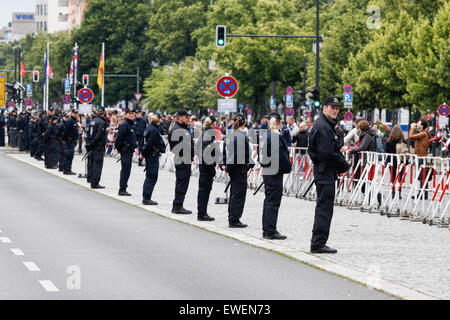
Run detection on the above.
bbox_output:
[97,52,104,89]
[69,57,74,85]
[20,60,26,77]
[42,47,54,88]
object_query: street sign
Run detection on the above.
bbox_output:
[239,104,244,111]
[286,107,294,117]
[344,83,352,94]
[270,96,276,110]
[217,98,237,113]
[286,86,293,95]
[345,111,353,121]
[26,84,33,98]
[306,91,313,101]
[78,88,94,104]
[134,93,143,102]
[63,95,71,105]
[25,99,32,107]
[0,73,5,107]
[286,94,294,108]
[216,76,238,97]
[344,92,353,109]
[438,115,448,128]
[438,103,449,117]
[64,78,71,95]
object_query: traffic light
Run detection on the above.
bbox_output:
[216,25,226,47]
[82,74,89,86]
[312,88,320,107]
[32,71,39,83]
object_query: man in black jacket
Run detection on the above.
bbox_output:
[134,109,147,167]
[63,110,79,175]
[86,107,108,189]
[308,97,350,254]
[0,109,5,146]
[168,109,194,214]
[115,109,137,196]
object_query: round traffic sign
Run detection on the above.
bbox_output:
[25,99,32,107]
[286,86,293,95]
[438,103,449,117]
[345,111,353,121]
[78,88,94,104]
[63,95,71,105]
[286,107,294,117]
[216,76,238,97]
[344,83,352,94]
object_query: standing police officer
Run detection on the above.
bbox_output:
[307,97,350,254]
[259,112,292,239]
[56,113,67,172]
[28,113,38,157]
[134,109,147,167]
[44,116,59,169]
[196,115,218,221]
[63,109,79,175]
[86,107,108,189]
[223,114,254,228]
[0,109,5,147]
[141,113,166,205]
[34,111,45,161]
[168,109,194,214]
[115,109,137,196]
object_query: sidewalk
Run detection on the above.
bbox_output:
[6,150,449,300]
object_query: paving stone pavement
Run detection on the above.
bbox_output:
[6,151,450,300]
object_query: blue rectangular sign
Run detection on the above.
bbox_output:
[344,93,353,103]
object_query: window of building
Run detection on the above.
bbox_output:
[44,22,47,32]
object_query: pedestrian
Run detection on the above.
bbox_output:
[114,109,137,196]
[260,112,292,239]
[409,119,431,200]
[308,97,350,254]
[63,109,79,175]
[56,113,67,172]
[168,109,194,214]
[86,106,109,189]
[385,124,406,199]
[28,113,38,157]
[141,113,166,205]
[222,113,254,228]
[134,108,147,167]
[44,116,58,169]
[0,109,5,147]
[196,115,218,221]
[106,115,118,156]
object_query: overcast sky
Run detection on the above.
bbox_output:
[1,0,36,29]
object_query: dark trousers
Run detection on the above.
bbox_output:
[0,127,4,146]
[78,134,83,153]
[228,168,247,223]
[143,156,159,200]
[30,137,37,157]
[262,173,283,235]
[64,142,75,172]
[119,150,133,191]
[311,182,335,250]
[197,164,216,216]
[35,136,44,157]
[18,131,26,151]
[173,164,191,208]
[45,140,57,167]
[57,142,65,170]
[89,148,105,186]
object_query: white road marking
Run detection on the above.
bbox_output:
[39,280,59,292]
[0,237,12,243]
[10,248,24,256]
[23,262,40,272]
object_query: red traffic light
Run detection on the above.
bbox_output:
[33,71,39,83]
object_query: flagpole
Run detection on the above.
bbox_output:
[43,51,46,112]
[73,43,78,110]
[19,47,23,112]
[46,41,49,112]
[101,42,105,107]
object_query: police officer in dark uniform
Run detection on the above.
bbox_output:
[134,108,147,167]
[41,107,56,163]
[0,109,5,147]
[260,112,292,239]
[6,109,18,147]
[44,116,59,169]
[63,109,79,175]
[196,115,218,221]
[115,109,137,196]
[168,109,194,214]
[28,113,38,157]
[24,108,32,151]
[18,112,28,151]
[56,113,67,171]
[86,106,108,189]
[308,97,350,254]
[141,113,166,205]
[223,113,254,228]
[34,111,45,160]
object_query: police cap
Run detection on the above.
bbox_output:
[323,97,340,107]
[269,112,281,121]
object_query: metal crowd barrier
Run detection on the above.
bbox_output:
[102,134,450,231]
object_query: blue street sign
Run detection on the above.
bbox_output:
[26,84,32,97]
[239,104,244,110]
[64,78,71,94]
[270,96,276,109]
[306,100,312,108]
[344,93,353,103]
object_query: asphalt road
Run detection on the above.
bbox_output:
[0,151,392,299]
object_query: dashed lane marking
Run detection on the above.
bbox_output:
[10,248,24,256]
[23,262,41,272]
[39,280,59,292]
[0,237,12,243]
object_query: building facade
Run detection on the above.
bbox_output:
[11,12,36,41]
[35,0,87,34]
